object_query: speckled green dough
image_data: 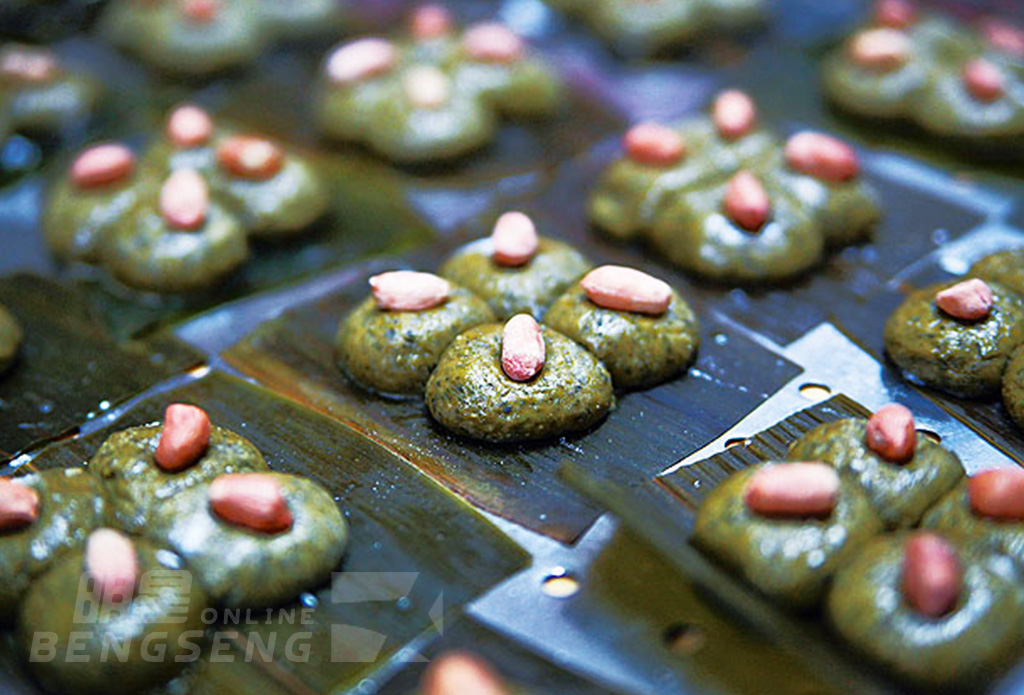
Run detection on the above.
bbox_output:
[440,238,591,320]
[101,201,250,293]
[777,169,881,247]
[19,540,208,695]
[923,479,1024,577]
[543,284,700,389]
[426,324,614,443]
[102,0,267,77]
[787,419,964,529]
[827,534,1024,689]
[649,181,824,285]
[1003,344,1024,429]
[43,173,143,263]
[0,469,108,623]
[0,302,23,375]
[971,249,1024,299]
[210,156,329,239]
[336,287,495,396]
[822,11,1024,150]
[89,424,270,534]
[884,281,1024,398]
[692,463,883,610]
[145,473,348,608]
[314,25,562,164]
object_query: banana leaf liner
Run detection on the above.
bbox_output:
[223,255,801,543]
[12,371,528,695]
[0,273,203,460]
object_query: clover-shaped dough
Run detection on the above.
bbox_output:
[43,105,329,293]
[314,9,562,163]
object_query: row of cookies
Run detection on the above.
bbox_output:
[695,403,1024,688]
[2,403,348,694]
[336,212,701,443]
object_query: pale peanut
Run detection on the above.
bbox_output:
[745,463,840,518]
[422,652,509,695]
[969,468,1024,520]
[209,474,294,534]
[86,528,139,605]
[784,131,860,182]
[865,403,916,463]
[411,4,452,40]
[0,46,59,84]
[902,532,962,618]
[712,90,757,140]
[404,66,452,110]
[491,211,539,267]
[166,104,214,148]
[963,58,1005,102]
[502,314,545,382]
[623,122,686,167]
[370,271,450,311]
[580,265,672,316]
[935,278,993,321]
[70,144,135,190]
[217,135,284,181]
[462,23,525,64]
[0,478,39,531]
[873,0,916,29]
[326,38,398,85]
[155,403,211,472]
[723,170,770,232]
[981,18,1024,59]
[160,169,209,231]
[181,0,218,23]
[848,28,911,71]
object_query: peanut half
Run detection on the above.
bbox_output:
[209,473,294,534]
[745,463,840,518]
[865,403,917,463]
[902,532,962,618]
[580,265,672,316]
[155,403,211,472]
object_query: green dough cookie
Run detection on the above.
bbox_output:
[43,169,143,263]
[0,468,108,623]
[89,424,270,534]
[19,538,208,695]
[827,533,1024,689]
[884,281,1024,398]
[971,249,1024,298]
[692,462,883,610]
[336,286,495,396]
[543,283,700,389]
[101,199,250,294]
[0,302,23,375]
[145,473,348,608]
[101,0,267,77]
[649,180,824,285]
[787,418,964,528]
[923,478,1024,576]
[0,45,98,135]
[1003,344,1024,429]
[439,237,591,320]
[314,22,562,164]
[425,323,614,443]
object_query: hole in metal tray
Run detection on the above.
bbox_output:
[541,569,580,599]
[799,383,832,402]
